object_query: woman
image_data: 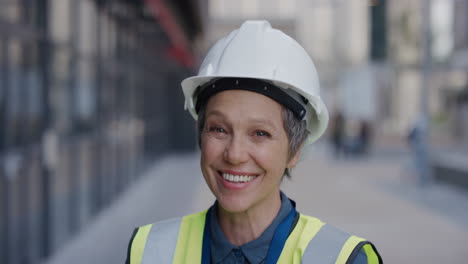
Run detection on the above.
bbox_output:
[126,20,382,264]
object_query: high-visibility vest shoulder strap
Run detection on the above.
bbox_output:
[337,237,382,264]
[172,210,207,264]
[277,213,325,262]
[280,214,382,264]
[128,211,206,264]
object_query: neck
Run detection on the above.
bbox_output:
[217,191,282,246]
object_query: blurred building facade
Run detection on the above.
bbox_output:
[207,0,468,149]
[448,0,468,147]
[206,0,379,138]
[0,0,206,263]
[386,0,468,148]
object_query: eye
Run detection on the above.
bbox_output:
[254,130,271,137]
[208,126,226,134]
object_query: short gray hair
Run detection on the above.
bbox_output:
[196,100,309,178]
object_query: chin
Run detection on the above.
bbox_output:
[217,194,254,214]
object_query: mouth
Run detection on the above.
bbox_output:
[217,170,259,185]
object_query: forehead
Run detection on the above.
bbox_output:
[204,90,284,121]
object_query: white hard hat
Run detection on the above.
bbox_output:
[181,20,329,145]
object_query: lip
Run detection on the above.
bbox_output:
[217,169,260,190]
[220,169,258,176]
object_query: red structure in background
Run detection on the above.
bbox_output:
[145,0,196,67]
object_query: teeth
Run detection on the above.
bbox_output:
[222,173,256,183]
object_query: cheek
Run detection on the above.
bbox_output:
[200,138,215,184]
[254,142,290,171]
[200,135,224,163]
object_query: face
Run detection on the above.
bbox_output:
[200,90,300,214]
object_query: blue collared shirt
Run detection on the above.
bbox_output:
[210,192,292,264]
[209,192,368,264]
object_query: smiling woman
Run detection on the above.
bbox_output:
[200,90,295,228]
[125,20,383,264]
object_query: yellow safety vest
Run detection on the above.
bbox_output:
[128,210,382,264]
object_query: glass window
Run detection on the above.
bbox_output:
[24,49,44,143]
[49,46,72,133]
[0,0,21,23]
[0,39,3,103]
[49,0,71,44]
[79,0,97,56]
[5,39,23,147]
[74,59,96,131]
[3,36,44,147]
[0,39,4,152]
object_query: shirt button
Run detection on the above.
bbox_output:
[233,248,242,257]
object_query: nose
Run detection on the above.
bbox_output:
[224,134,249,165]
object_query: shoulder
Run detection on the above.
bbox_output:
[296,214,382,264]
[129,216,184,244]
[126,217,183,264]
[147,217,184,233]
[126,211,207,264]
[137,210,208,235]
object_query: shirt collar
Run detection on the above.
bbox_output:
[210,204,235,263]
[210,192,293,264]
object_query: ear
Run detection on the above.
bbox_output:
[287,149,302,169]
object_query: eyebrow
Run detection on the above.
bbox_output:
[248,118,278,130]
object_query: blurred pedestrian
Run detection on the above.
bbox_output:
[407,115,430,184]
[125,20,382,264]
[330,111,346,158]
[346,120,372,156]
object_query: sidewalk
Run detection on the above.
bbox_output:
[42,153,214,264]
[43,147,468,264]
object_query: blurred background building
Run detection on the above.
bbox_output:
[208,0,468,145]
[1,0,468,264]
[0,0,207,263]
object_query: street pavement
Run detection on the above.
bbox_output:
[43,145,468,264]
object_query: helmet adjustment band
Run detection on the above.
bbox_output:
[194,77,307,120]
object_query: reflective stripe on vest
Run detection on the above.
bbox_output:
[130,217,184,264]
[129,211,381,264]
